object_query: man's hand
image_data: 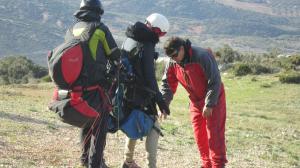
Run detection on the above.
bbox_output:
[158,110,168,120]
[157,100,170,115]
[202,106,213,118]
[157,100,170,121]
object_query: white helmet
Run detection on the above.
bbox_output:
[146,13,169,33]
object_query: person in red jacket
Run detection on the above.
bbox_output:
[161,36,228,168]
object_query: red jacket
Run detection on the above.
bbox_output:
[161,46,224,111]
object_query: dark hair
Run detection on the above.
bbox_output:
[164,37,185,56]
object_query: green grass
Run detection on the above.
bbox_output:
[0,75,299,167]
[223,74,300,167]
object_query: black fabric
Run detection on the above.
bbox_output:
[179,39,193,67]
[88,112,109,168]
[80,122,93,166]
[157,100,170,115]
[125,22,159,44]
[79,0,104,15]
[123,22,164,116]
[74,9,101,22]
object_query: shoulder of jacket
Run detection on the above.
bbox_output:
[191,47,211,60]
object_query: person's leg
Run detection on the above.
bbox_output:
[206,92,227,168]
[88,111,109,168]
[145,120,160,168]
[191,110,212,168]
[124,137,137,162]
[122,138,141,168]
[80,122,93,167]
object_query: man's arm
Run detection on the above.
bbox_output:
[142,43,170,115]
[196,48,222,108]
[160,59,179,107]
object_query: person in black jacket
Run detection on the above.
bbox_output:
[68,0,120,167]
[120,13,170,168]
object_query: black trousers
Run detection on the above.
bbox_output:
[81,110,109,168]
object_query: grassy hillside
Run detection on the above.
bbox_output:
[0,75,299,167]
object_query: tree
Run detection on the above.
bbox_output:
[217,44,240,64]
[0,56,47,84]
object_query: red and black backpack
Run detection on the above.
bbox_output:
[47,22,111,128]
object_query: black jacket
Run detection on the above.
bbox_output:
[124,22,163,115]
[65,9,120,88]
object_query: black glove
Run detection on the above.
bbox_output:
[157,100,170,115]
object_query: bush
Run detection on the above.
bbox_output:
[277,55,300,71]
[290,55,300,66]
[0,76,9,85]
[232,63,252,76]
[251,64,272,75]
[216,45,241,64]
[0,56,47,85]
[278,57,294,71]
[279,72,300,84]
[41,75,52,82]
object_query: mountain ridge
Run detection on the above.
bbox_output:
[0,0,299,65]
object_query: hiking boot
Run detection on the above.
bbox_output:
[121,160,141,168]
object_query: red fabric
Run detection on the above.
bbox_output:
[168,63,207,102]
[61,44,83,85]
[190,85,227,168]
[52,87,59,100]
[167,63,227,167]
[70,91,99,118]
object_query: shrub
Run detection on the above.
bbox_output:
[279,72,300,84]
[232,63,252,76]
[290,55,300,66]
[41,75,52,82]
[278,57,294,71]
[216,45,241,64]
[278,55,300,71]
[0,56,47,84]
[0,76,9,85]
[251,64,272,75]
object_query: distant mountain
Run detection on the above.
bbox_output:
[0,0,299,65]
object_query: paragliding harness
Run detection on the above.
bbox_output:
[47,22,115,128]
[108,42,163,139]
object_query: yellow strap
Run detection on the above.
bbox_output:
[89,29,112,60]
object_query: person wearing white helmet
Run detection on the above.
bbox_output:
[120,13,170,168]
